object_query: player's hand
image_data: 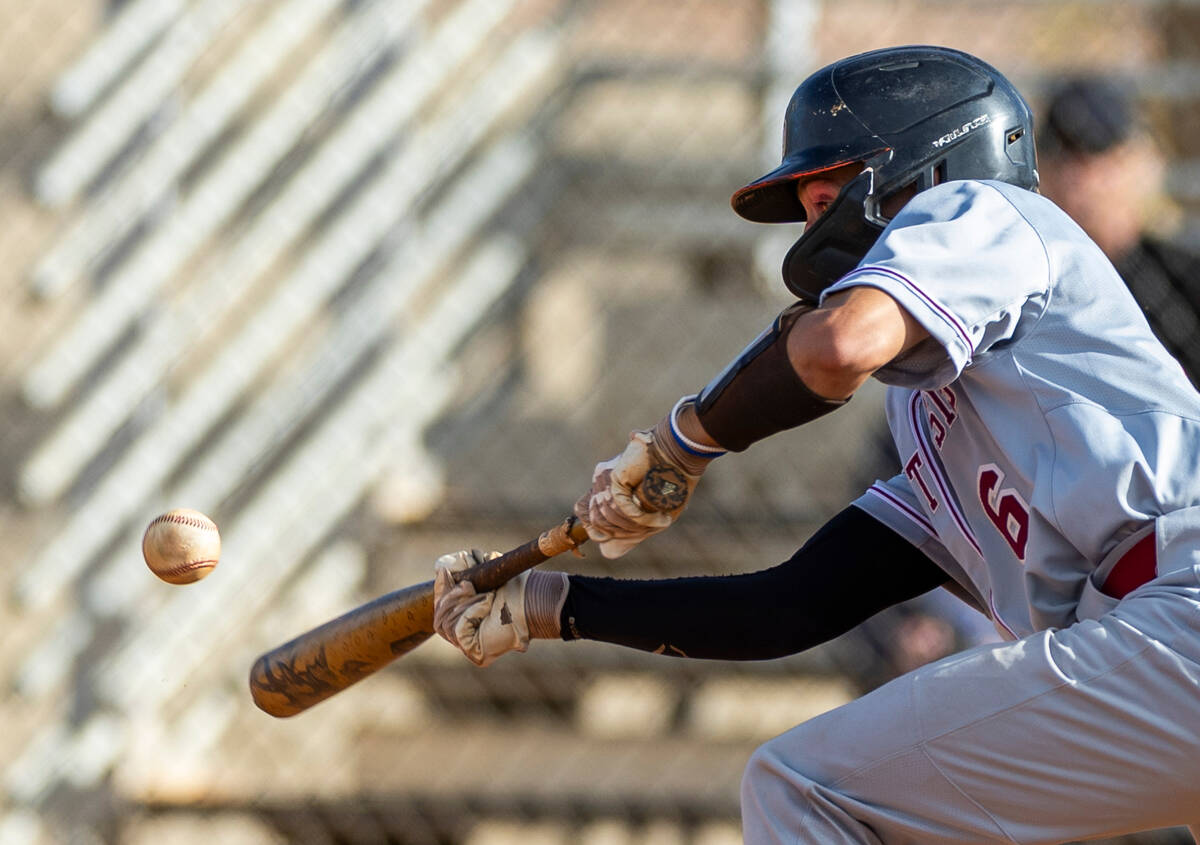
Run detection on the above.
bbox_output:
[432,552,570,665]
[433,550,531,666]
[574,400,722,559]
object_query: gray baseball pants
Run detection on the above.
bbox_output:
[741,565,1200,843]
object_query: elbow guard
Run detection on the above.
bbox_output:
[695,302,847,452]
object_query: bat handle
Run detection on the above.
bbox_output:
[458,516,589,593]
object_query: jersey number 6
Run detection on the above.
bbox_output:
[978,463,1030,561]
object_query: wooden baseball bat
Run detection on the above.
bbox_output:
[248,516,591,717]
[249,466,689,718]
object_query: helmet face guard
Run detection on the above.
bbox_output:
[781,170,884,302]
[733,45,1038,298]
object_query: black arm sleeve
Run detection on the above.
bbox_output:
[559,505,950,660]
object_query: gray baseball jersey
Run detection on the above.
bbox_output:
[837,179,1200,639]
[742,181,1200,842]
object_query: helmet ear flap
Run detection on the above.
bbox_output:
[868,161,938,225]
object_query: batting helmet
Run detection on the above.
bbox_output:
[733,45,1038,301]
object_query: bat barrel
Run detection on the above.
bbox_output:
[249,580,437,717]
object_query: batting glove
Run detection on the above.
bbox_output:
[433,550,568,666]
[574,396,724,559]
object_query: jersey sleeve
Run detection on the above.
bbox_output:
[853,474,940,547]
[853,475,988,616]
[822,180,1051,389]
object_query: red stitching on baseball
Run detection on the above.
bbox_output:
[157,559,218,578]
[152,513,217,531]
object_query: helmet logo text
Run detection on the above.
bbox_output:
[932,114,991,148]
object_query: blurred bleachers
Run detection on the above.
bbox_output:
[1,1,1199,843]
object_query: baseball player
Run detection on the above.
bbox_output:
[433,45,1200,843]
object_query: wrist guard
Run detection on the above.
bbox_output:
[695,302,847,451]
[526,570,569,639]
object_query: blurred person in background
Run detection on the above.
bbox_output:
[433,45,1200,843]
[1039,75,1200,386]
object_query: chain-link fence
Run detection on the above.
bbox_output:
[2,1,1199,842]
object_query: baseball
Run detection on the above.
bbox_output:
[142,508,221,585]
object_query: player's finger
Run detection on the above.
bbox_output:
[433,577,483,646]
